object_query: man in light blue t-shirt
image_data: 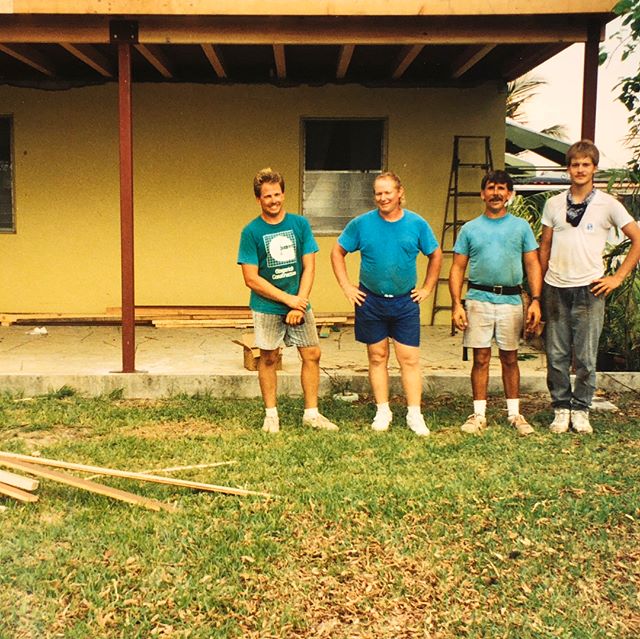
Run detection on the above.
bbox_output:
[331,171,442,436]
[449,170,542,436]
[238,168,338,434]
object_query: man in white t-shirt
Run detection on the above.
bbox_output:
[539,140,640,434]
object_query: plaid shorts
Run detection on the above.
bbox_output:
[252,309,320,350]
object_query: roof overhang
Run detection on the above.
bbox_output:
[506,119,572,165]
[0,1,618,87]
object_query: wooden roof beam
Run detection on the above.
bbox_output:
[451,44,495,78]
[0,15,607,45]
[273,44,286,79]
[336,44,355,80]
[1,1,619,18]
[135,43,173,78]
[60,43,113,77]
[201,43,226,78]
[392,44,423,80]
[0,43,56,76]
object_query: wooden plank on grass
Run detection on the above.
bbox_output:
[0,480,39,503]
[0,452,272,498]
[86,460,237,480]
[0,458,176,512]
[0,469,39,492]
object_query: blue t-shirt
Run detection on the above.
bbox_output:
[338,209,439,296]
[237,213,319,315]
[453,213,538,305]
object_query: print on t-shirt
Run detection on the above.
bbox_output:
[264,230,297,267]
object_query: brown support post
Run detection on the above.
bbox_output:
[581,20,601,142]
[117,40,135,372]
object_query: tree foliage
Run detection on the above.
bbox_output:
[506,75,569,139]
[608,0,640,168]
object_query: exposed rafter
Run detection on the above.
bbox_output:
[201,43,226,78]
[135,43,173,78]
[60,43,113,77]
[336,44,355,80]
[392,44,423,80]
[0,43,56,76]
[501,43,567,80]
[451,44,495,78]
[273,44,286,79]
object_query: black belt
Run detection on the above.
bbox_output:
[468,282,522,295]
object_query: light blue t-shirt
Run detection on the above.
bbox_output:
[453,213,538,305]
[338,209,439,296]
[237,213,319,315]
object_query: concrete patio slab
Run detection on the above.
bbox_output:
[0,325,635,399]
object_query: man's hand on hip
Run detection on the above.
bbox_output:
[341,283,367,307]
[411,287,431,303]
[590,274,623,297]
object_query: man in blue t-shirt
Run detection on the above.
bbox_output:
[238,168,338,434]
[449,170,542,436]
[331,171,442,436]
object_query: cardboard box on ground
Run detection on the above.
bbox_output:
[233,333,282,371]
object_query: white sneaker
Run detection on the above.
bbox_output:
[371,412,392,432]
[262,414,280,433]
[460,414,487,434]
[549,408,570,434]
[508,414,534,436]
[303,413,339,431]
[407,414,430,437]
[571,410,593,434]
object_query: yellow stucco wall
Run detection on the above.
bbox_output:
[0,82,505,320]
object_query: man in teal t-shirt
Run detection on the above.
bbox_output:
[238,168,338,434]
[449,170,542,436]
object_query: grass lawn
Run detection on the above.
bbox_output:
[0,390,639,639]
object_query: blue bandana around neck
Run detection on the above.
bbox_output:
[565,189,596,227]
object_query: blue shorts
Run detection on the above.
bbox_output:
[354,285,420,347]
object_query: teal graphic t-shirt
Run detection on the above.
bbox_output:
[237,213,319,315]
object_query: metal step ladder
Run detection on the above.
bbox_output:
[430,135,493,326]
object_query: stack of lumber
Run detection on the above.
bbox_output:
[0,306,355,329]
[0,451,271,511]
[0,312,134,327]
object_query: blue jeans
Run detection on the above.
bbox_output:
[543,283,605,410]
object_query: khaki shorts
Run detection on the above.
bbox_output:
[463,299,523,351]
[252,309,320,351]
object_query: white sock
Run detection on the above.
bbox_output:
[506,399,520,417]
[406,405,422,419]
[265,407,278,418]
[473,400,487,417]
[304,407,319,419]
[376,402,392,416]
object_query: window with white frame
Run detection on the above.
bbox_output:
[302,118,385,235]
[0,116,14,233]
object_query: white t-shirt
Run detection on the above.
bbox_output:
[542,189,634,288]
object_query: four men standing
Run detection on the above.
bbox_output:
[239,141,639,436]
